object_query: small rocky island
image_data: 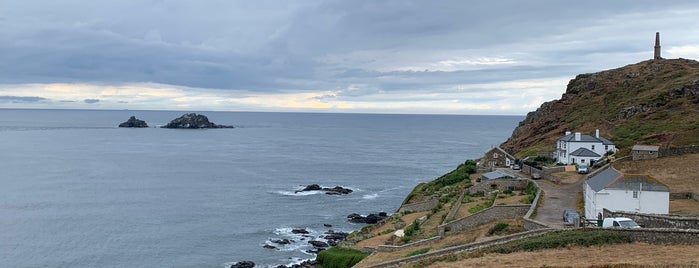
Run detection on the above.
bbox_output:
[118,116,149,128]
[162,113,234,129]
[295,184,353,195]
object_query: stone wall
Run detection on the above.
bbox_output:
[603,209,699,229]
[398,197,439,213]
[375,236,441,252]
[438,205,530,235]
[444,190,467,222]
[608,228,699,244]
[633,150,659,160]
[660,145,699,157]
[522,164,561,183]
[469,178,527,195]
[670,192,699,202]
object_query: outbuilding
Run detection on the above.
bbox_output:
[632,145,660,160]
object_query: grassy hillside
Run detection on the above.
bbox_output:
[500,58,699,156]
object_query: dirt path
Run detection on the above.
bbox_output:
[534,177,583,228]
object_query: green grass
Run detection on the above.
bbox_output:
[405,248,431,257]
[473,229,631,256]
[316,247,370,268]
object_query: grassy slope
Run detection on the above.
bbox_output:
[500,58,699,157]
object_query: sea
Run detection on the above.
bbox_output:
[0,109,521,268]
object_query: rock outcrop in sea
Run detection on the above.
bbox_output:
[347,212,388,224]
[162,113,234,129]
[295,184,353,195]
[118,116,148,128]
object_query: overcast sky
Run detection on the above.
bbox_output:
[1,1,699,115]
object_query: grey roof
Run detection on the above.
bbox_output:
[481,170,515,180]
[587,167,622,192]
[606,175,669,192]
[587,167,669,192]
[558,133,615,145]
[632,145,660,151]
[570,147,601,157]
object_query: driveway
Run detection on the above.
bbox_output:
[533,176,584,228]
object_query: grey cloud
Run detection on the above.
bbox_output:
[0,95,48,103]
[84,99,100,104]
[1,0,698,100]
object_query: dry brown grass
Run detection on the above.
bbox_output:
[670,199,699,215]
[613,154,699,193]
[423,243,699,268]
[354,219,523,268]
[551,171,585,184]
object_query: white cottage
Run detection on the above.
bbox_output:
[556,129,616,165]
[584,167,669,219]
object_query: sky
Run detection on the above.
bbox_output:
[2,1,699,115]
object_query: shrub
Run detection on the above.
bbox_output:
[488,222,509,235]
[316,247,370,268]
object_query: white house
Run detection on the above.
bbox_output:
[556,129,616,165]
[584,167,669,219]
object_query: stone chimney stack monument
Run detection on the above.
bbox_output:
[654,32,662,60]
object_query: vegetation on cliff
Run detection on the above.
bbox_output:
[500,58,699,156]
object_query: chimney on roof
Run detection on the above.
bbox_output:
[595,129,600,138]
[575,132,581,141]
[565,131,572,136]
[654,32,662,60]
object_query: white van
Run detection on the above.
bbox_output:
[602,217,641,228]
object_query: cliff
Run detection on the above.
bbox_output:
[500,58,699,156]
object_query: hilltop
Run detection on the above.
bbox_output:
[500,58,699,156]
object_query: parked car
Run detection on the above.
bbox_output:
[577,164,589,174]
[512,164,521,170]
[602,217,641,228]
[531,173,542,180]
[562,208,579,223]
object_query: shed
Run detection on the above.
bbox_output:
[632,145,660,160]
[480,170,515,181]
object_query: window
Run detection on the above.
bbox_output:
[605,145,609,151]
[633,191,638,198]
[581,159,586,163]
[592,145,595,150]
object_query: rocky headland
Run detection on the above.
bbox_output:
[162,113,234,129]
[118,116,148,128]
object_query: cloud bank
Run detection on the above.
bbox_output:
[1,0,699,114]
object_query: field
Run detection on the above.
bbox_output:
[613,154,699,193]
[423,243,699,268]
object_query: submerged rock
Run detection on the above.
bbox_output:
[118,116,148,128]
[162,113,233,129]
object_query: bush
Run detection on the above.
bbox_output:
[488,222,509,235]
[316,247,370,268]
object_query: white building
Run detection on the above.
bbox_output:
[556,129,616,165]
[584,167,669,219]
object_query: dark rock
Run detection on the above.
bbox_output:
[295,184,353,195]
[118,116,148,128]
[271,238,292,245]
[263,244,277,250]
[323,224,332,228]
[230,261,255,268]
[162,113,233,129]
[308,240,329,248]
[347,212,389,224]
[291,228,309,234]
[277,259,319,268]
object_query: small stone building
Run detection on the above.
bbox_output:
[632,145,660,160]
[482,146,515,168]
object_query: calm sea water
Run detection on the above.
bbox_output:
[0,109,521,268]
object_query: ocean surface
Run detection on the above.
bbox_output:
[0,109,521,268]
